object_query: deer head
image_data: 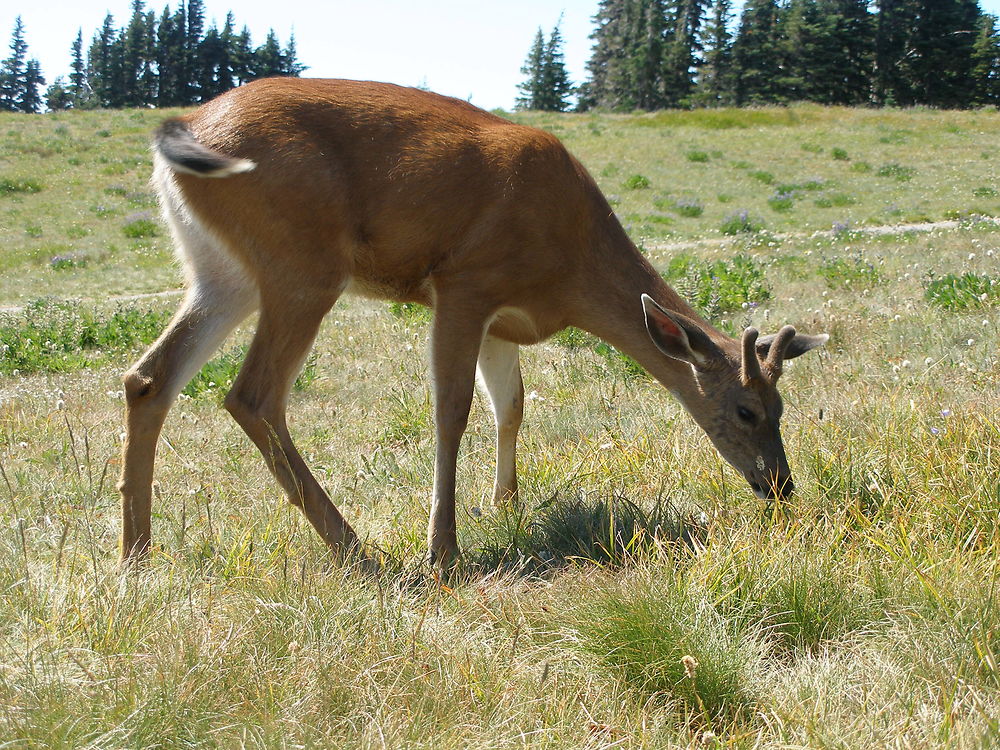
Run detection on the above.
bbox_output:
[641,294,827,500]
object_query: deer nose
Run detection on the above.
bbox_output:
[749,475,794,499]
[775,475,795,499]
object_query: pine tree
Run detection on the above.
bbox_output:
[517,20,573,111]
[0,17,29,112]
[229,26,254,86]
[186,0,206,101]
[516,29,546,109]
[253,30,285,78]
[582,0,636,109]
[69,29,87,106]
[825,0,875,104]
[697,0,734,105]
[282,33,306,76]
[46,77,72,110]
[198,24,228,97]
[971,13,1000,105]
[629,0,667,109]
[664,0,710,106]
[732,0,783,104]
[21,58,45,112]
[874,0,916,104]
[123,0,153,106]
[905,0,981,107]
[88,14,123,107]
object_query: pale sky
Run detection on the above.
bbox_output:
[6,1,1000,111]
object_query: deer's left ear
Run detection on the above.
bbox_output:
[642,294,725,368]
[756,331,829,360]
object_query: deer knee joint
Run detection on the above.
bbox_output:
[123,369,156,405]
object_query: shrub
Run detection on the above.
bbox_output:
[851,161,872,173]
[122,212,158,238]
[749,170,774,184]
[973,186,998,198]
[819,256,883,290]
[686,150,709,163]
[50,253,88,270]
[768,191,795,212]
[877,163,916,181]
[831,147,849,161]
[720,210,765,235]
[664,253,771,318]
[623,174,651,190]
[924,273,999,310]
[674,197,704,217]
[0,300,168,374]
[0,177,43,195]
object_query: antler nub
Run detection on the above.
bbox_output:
[764,325,797,382]
[740,327,762,384]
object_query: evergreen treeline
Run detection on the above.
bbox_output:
[516,19,574,111]
[519,0,1000,111]
[0,2,303,113]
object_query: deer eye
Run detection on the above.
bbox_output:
[737,406,757,424]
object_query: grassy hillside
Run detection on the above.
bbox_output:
[0,104,998,748]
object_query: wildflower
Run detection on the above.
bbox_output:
[681,654,698,679]
[941,409,952,417]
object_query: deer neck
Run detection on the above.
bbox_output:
[572,230,720,407]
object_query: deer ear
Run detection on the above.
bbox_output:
[756,331,829,360]
[641,294,723,368]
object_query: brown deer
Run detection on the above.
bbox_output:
[119,78,827,568]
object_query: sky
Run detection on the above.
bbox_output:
[3,0,596,111]
[6,0,1000,112]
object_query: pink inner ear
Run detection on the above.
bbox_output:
[651,309,682,339]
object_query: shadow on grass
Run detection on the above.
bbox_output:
[458,490,707,577]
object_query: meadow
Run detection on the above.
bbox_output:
[0,103,998,748]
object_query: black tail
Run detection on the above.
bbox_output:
[154,118,256,178]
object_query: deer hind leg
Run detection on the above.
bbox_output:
[223,293,360,555]
[476,334,524,506]
[119,279,257,561]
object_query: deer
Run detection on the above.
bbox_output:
[118,77,827,570]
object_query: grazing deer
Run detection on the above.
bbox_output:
[119,78,827,568]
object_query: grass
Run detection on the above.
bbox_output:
[0,104,998,747]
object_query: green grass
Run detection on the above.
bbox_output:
[0,299,169,374]
[925,272,999,310]
[0,104,998,748]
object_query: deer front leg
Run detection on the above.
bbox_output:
[476,334,523,506]
[427,300,490,570]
